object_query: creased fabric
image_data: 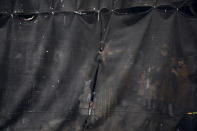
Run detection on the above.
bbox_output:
[0,0,197,131]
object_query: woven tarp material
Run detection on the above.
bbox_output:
[0,0,197,131]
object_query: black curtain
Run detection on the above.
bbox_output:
[0,0,197,130]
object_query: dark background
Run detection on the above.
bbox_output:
[0,0,197,130]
